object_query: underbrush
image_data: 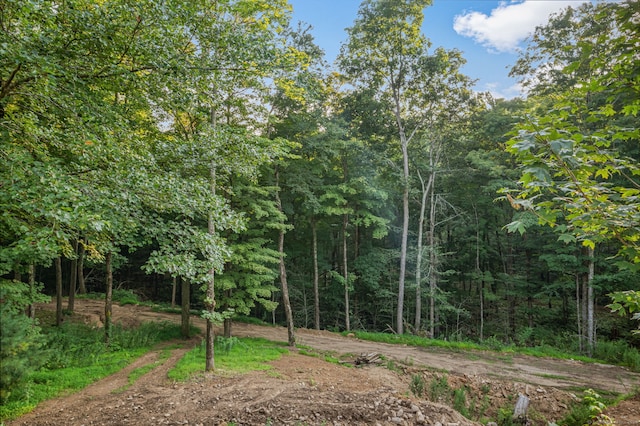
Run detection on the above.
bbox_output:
[0,320,187,422]
[559,388,631,426]
[168,336,289,380]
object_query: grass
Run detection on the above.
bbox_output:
[297,345,349,366]
[168,337,289,381]
[343,330,640,372]
[0,319,189,423]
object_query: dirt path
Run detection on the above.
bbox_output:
[7,299,640,426]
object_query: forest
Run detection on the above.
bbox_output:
[1,0,639,404]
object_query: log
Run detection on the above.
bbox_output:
[354,352,382,365]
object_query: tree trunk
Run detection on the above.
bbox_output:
[312,218,320,330]
[55,256,63,326]
[205,160,216,372]
[105,252,113,345]
[475,204,484,341]
[181,277,190,338]
[391,84,411,335]
[576,273,582,353]
[275,165,295,346]
[587,246,595,356]
[224,318,232,338]
[68,239,78,312]
[414,173,427,332]
[28,264,36,319]
[397,140,409,335]
[171,276,177,308]
[77,239,86,294]
[342,213,350,331]
[428,181,438,338]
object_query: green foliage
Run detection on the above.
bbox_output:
[429,375,451,403]
[215,336,245,356]
[504,1,640,266]
[0,320,185,422]
[453,387,469,418]
[409,373,425,397]
[561,389,615,426]
[168,337,288,380]
[0,280,48,402]
[111,289,142,306]
[608,290,640,335]
[0,305,46,402]
[592,340,640,372]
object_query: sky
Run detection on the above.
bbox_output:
[287,0,594,99]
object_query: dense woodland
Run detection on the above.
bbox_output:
[2,0,639,386]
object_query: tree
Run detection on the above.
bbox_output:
[339,0,472,333]
[506,1,640,267]
[2,0,299,365]
[504,1,639,354]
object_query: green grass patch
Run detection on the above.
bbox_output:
[0,348,146,421]
[0,321,187,423]
[168,337,289,381]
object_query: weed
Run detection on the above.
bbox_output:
[497,407,515,426]
[216,336,244,355]
[453,387,469,417]
[583,389,615,425]
[409,374,425,397]
[385,359,402,373]
[429,375,451,403]
[559,388,617,426]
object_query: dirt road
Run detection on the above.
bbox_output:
[6,299,640,426]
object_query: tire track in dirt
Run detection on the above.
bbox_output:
[10,299,640,425]
[7,340,194,426]
[39,299,640,394]
[229,321,640,394]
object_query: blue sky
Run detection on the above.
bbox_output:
[288,0,593,99]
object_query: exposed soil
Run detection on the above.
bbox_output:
[7,299,640,426]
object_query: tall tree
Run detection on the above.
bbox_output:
[339,0,472,333]
[505,1,640,353]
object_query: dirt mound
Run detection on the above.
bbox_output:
[9,299,639,426]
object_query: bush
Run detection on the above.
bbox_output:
[0,305,46,402]
[112,289,141,305]
[0,280,48,402]
[594,339,640,372]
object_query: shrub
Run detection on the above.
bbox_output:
[112,289,141,305]
[594,339,640,372]
[0,280,48,402]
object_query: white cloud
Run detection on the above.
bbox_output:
[482,81,525,100]
[453,1,587,53]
